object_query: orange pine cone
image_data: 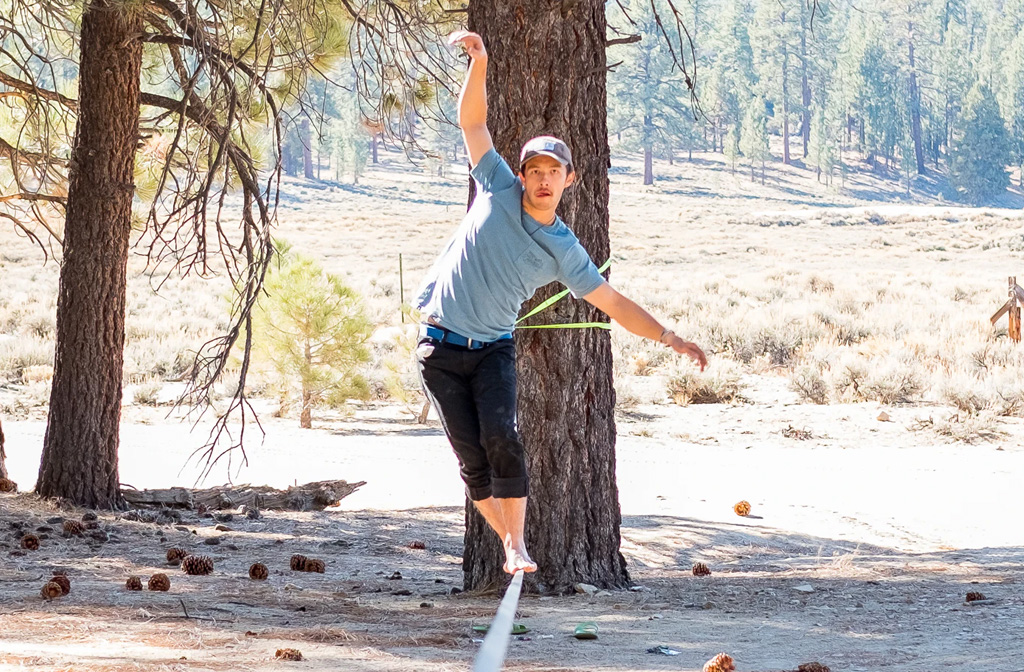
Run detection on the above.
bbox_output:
[702,653,735,672]
[733,500,751,517]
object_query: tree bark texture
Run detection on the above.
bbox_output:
[465,0,628,594]
[36,0,143,508]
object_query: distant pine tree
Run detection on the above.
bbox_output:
[254,242,372,428]
[740,96,770,183]
[949,83,1011,204]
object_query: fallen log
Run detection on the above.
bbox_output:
[121,479,365,511]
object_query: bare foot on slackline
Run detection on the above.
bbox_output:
[503,538,538,574]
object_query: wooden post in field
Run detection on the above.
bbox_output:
[992,276,1024,343]
[1010,276,1021,343]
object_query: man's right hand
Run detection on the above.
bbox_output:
[448,30,487,61]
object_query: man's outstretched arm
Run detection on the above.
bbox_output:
[583,282,708,370]
[448,30,493,168]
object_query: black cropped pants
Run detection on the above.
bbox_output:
[417,337,529,501]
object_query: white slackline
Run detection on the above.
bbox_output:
[471,570,525,672]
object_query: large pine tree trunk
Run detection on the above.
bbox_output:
[36,0,142,509]
[465,0,628,594]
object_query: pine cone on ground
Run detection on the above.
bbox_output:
[50,574,71,595]
[0,477,17,493]
[692,562,712,577]
[126,576,143,591]
[249,562,269,580]
[733,500,752,517]
[290,554,308,571]
[41,581,64,599]
[20,534,40,550]
[166,547,190,565]
[965,591,986,602]
[62,520,84,536]
[148,573,171,591]
[81,511,98,522]
[181,554,214,576]
[702,653,736,672]
[797,663,831,672]
[305,558,325,574]
[275,648,303,661]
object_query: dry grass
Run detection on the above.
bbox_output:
[666,360,744,405]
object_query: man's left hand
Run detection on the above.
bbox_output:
[665,334,707,371]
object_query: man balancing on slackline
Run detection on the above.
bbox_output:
[415,30,708,575]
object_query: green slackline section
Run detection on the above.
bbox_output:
[515,259,612,330]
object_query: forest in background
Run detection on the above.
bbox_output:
[276,0,1024,205]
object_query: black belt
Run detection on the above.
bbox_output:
[420,324,512,350]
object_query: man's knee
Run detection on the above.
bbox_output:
[480,425,525,462]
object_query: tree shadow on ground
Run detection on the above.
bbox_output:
[1,498,1021,671]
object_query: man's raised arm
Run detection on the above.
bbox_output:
[448,30,494,168]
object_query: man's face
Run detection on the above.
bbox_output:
[519,155,575,212]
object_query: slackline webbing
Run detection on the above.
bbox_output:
[515,258,612,330]
[471,570,525,672]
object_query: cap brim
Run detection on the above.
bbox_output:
[520,150,571,170]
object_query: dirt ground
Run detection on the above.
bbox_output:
[2,387,1023,671]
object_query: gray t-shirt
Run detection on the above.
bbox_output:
[415,148,605,342]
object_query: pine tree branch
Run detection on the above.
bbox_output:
[606,35,641,47]
[0,71,77,110]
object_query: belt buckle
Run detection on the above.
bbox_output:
[466,337,475,349]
